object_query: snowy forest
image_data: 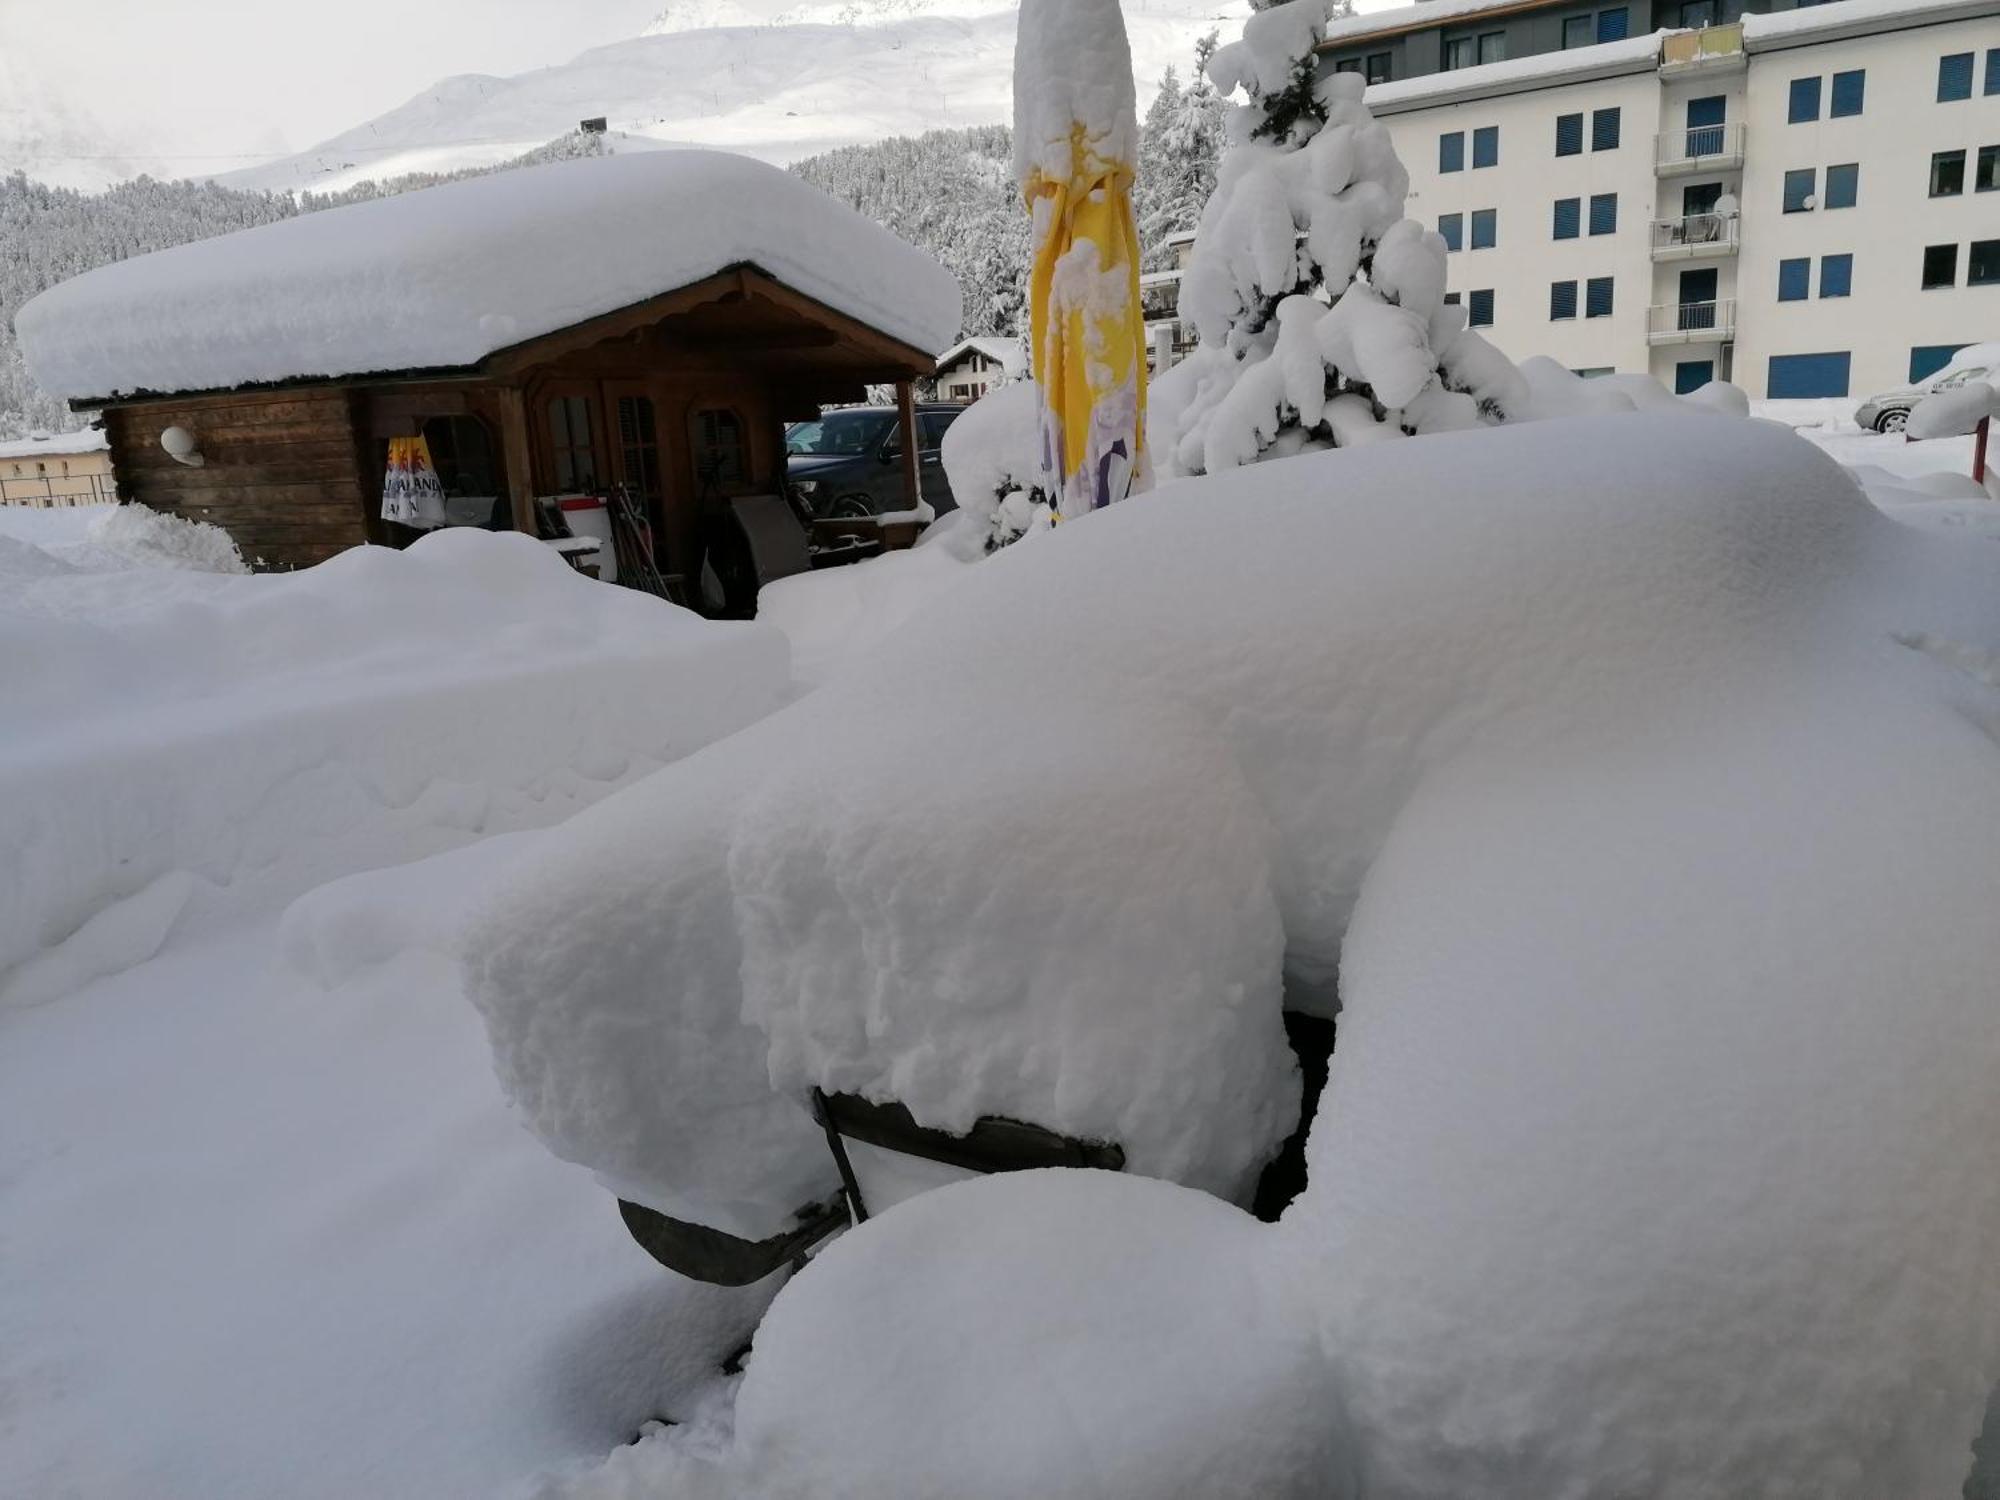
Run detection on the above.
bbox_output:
[0,60,1223,441]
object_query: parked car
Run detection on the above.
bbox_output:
[786,403,964,517]
[1856,343,1998,433]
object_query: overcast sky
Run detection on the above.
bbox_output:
[1,0,1402,171]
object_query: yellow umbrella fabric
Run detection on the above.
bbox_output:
[1015,0,1149,519]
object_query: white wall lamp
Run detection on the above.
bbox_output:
[159,425,206,468]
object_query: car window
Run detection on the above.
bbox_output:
[920,412,959,449]
[786,410,893,456]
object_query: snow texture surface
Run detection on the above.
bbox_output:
[1,527,789,1000]
[473,411,2000,1493]
[16,150,961,402]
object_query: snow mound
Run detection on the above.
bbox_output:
[467,411,2000,1489]
[17,151,960,402]
[560,1171,1340,1500]
[1,529,790,1001]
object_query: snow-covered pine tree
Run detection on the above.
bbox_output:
[1136,50,1228,273]
[1151,0,1526,479]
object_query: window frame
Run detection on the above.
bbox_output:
[1470,208,1498,250]
[1553,197,1581,240]
[1922,242,1959,290]
[1829,69,1865,117]
[1555,112,1584,157]
[1550,280,1579,320]
[1824,162,1859,209]
[1467,288,1495,328]
[1970,239,2000,287]
[1438,212,1465,252]
[1440,131,1466,173]
[1562,14,1593,48]
[1596,7,1629,42]
[1477,30,1507,65]
[1365,52,1392,84]
[1932,149,1967,197]
[544,391,602,494]
[1584,276,1615,319]
[1782,168,1816,214]
[1472,125,1499,168]
[1977,144,2000,193]
[1588,192,1618,236]
[1938,52,1974,102]
[1788,76,1822,123]
[1777,258,1810,302]
[1591,107,1621,151]
[1819,253,1853,299]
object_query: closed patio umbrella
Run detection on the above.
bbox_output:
[1014,0,1149,519]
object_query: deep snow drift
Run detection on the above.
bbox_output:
[1,528,790,1005]
[471,411,2000,1494]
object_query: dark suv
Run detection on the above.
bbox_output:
[785,404,964,518]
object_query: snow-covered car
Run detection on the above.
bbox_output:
[1855,341,1997,432]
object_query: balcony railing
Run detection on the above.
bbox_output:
[1647,299,1736,345]
[1660,22,1745,71]
[0,473,120,507]
[1656,121,1746,175]
[1650,212,1740,260]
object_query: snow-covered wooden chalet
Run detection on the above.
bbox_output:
[15,151,962,571]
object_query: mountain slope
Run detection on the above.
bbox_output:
[221,3,1243,195]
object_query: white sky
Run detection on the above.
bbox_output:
[0,0,1406,171]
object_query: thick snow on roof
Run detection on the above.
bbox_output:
[0,428,107,461]
[1321,0,1521,47]
[936,336,1028,375]
[1744,0,1997,46]
[15,151,962,404]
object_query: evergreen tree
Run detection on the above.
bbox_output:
[1152,0,1525,478]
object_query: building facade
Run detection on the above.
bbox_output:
[934,337,1028,402]
[1320,0,2000,405]
[0,430,117,507]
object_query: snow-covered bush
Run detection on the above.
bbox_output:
[938,379,1054,552]
[1152,0,1527,478]
[496,411,2000,1495]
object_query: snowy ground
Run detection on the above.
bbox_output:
[3,400,1997,1497]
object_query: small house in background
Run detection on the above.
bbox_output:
[0,429,117,507]
[934,337,1027,403]
[1141,228,1200,375]
[14,151,961,584]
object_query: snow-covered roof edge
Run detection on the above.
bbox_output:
[0,428,108,461]
[17,151,961,406]
[1319,0,1529,50]
[1742,0,2000,51]
[1365,32,1659,113]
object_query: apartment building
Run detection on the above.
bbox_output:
[1320,0,2000,406]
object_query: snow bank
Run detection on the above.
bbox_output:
[558,1171,1339,1500]
[0,501,248,574]
[1,529,790,1000]
[937,379,1053,549]
[1909,380,1998,441]
[755,527,977,685]
[17,151,960,402]
[467,411,2000,1489]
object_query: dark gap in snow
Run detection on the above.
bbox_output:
[1252,1009,1338,1223]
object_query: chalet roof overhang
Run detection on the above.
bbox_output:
[69,263,938,414]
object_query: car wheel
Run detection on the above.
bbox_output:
[831,494,877,520]
[1876,409,1909,434]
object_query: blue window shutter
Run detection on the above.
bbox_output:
[1473,125,1499,168]
[1470,208,1497,249]
[1440,132,1465,172]
[1438,213,1463,252]
[1830,70,1865,116]
[1825,163,1858,209]
[1938,52,1973,101]
[1788,77,1821,123]
[1597,7,1628,42]
[1675,360,1714,395]
[1819,254,1852,298]
[1783,168,1816,212]
[1591,107,1621,151]
[1767,352,1852,399]
[1686,95,1726,128]
[1585,276,1614,318]
[1553,198,1581,239]
[1987,48,2000,94]
[1551,280,1578,319]
[1555,113,1583,156]
[1588,193,1618,235]
[1468,288,1495,327]
[1910,344,1968,382]
[1777,258,1810,301]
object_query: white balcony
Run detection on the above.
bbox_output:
[1656,122,1746,177]
[1650,212,1740,262]
[1647,299,1736,346]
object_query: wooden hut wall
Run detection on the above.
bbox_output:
[104,390,368,570]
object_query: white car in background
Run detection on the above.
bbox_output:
[1856,341,1998,432]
